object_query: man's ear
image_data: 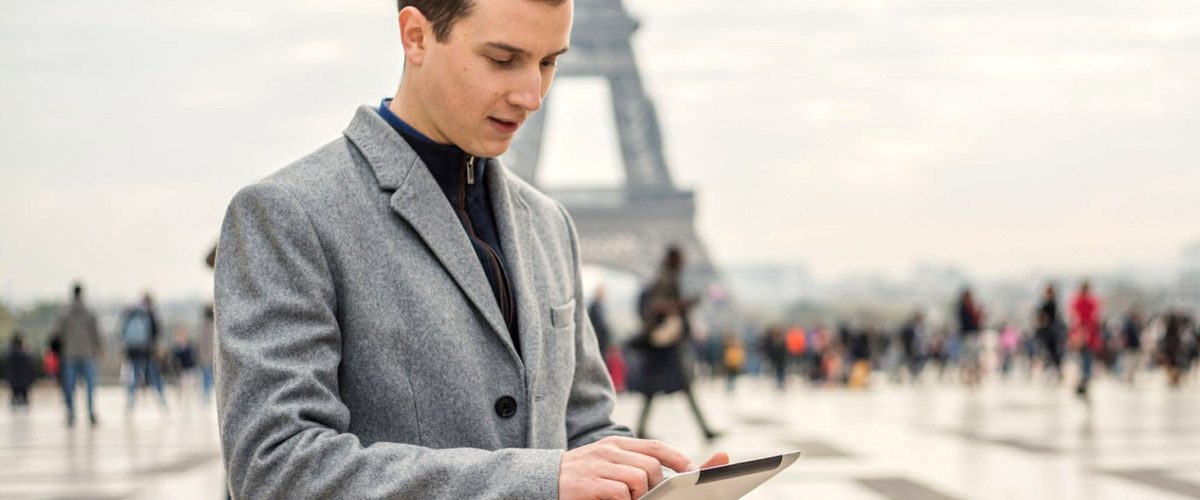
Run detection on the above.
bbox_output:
[399,6,431,66]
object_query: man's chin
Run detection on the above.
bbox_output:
[471,140,514,159]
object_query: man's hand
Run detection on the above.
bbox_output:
[558,436,730,500]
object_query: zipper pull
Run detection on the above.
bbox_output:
[466,155,476,185]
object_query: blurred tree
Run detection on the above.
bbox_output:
[783,300,830,326]
[0,302,13,340]
[17,301,64,348]
[1104,279,1153,318]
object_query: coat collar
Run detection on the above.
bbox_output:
[343,105,530,366]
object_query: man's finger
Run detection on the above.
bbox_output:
[595,462,650,499]
[699,451,730,469]
[593,477,633,500]
[600,447,665,488]
[606,437,693,472]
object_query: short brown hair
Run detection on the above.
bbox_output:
[398,0,567,41]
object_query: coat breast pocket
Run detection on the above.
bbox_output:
[545,298,577,398]
[549,298,576,331]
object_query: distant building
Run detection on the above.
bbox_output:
[1175,239,1200,309]
[724,263,815,312]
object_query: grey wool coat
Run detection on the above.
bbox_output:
[215,105,632,499]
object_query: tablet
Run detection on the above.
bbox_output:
[641,451,801,500]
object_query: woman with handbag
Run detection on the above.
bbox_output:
[627,246,721,441]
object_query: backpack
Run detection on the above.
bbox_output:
[123,309,152,349]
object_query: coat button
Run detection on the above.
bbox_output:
[494,396,517,418]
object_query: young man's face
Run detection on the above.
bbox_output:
[414,0,572,157]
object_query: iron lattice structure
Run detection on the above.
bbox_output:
[502,0,719,286]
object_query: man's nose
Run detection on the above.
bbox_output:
[508,68,543,112]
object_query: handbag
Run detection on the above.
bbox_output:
[649,314,684,348]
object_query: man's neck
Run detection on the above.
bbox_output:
[388,85,450,145]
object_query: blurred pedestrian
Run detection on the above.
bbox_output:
[1186,315,1199,382]
[54,283,102,426]
[43,335,61,385]
[588,284,626,390]
[1069,280,1102,398]
[805,324,830,383]
[957,288,985,386]
[122,293,166,410]
[761,326,788,390]
[5,333,35,409]
[171,326,198,402]
[847,326,872,389]
[628,246,720,441]
[588,285,611,354]
[1034,284,1065,382]
[1160,312,1189,388]
[721,331,745,394]
[999,322,1021,377]
[899,311,926,382]
[1120,308,1145,385]
[198,305,215,402]
[606,345,627,394]
[785,326,806,377]
[928,329,949,381]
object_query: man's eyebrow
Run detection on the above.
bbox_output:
[484,42,569,58]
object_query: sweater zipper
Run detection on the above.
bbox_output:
[466,154,476,185]
[458,156,515,332]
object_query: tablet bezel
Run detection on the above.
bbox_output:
[642,450,801,499]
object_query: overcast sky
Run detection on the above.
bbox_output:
[2,0,1198,303]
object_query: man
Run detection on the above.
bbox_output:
[215,1,726,498]
[121,293,167,409]
[54,283,102,427]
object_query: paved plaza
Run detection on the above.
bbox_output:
[1,376,1198,499]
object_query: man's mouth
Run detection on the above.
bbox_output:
[488,117,521,134]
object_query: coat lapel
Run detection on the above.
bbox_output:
[343,106,518,363]
[487,158,544,380]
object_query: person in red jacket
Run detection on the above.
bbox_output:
[1070,280,1102,398]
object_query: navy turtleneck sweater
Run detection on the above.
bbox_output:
[376,99,520,355]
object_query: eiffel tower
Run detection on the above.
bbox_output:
[502,0,719,286]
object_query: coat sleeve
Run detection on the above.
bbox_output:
[215,182,562,499]
[556,204,635,449]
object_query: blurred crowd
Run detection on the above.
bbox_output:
[3,283,214,425]
[595,277,1199,403]
[5,270,1197,429]
[699,282,1197,396]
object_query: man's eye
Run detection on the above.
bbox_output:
[489,57,514,67]
[541,59,558,69]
